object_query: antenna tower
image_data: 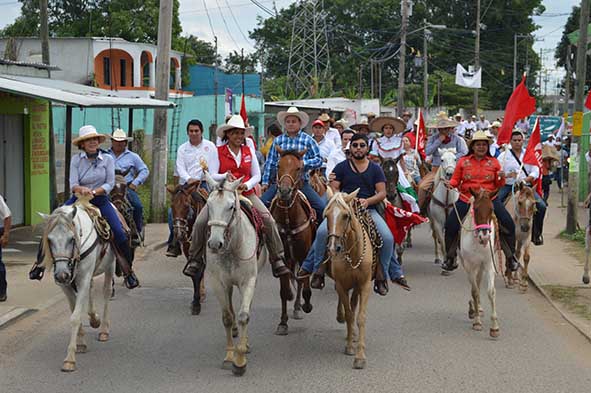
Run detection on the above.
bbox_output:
[286,0,331,97]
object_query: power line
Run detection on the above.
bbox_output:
[202,0,217,38]
[224,0,255,48]
[249,0,274,16]
[214,0,241,50]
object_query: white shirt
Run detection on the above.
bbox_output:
[455,121,466,136]
[476,120,490,130]
[209,145,261,191]
[314,137,338,166]
[326,127,341,148]
[497,148,539,185]
[371,134,404,159]
[0,194,10,229]
[175,139,218,185]
[326,148,347,177]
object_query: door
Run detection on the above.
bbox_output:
[0,114,25,225]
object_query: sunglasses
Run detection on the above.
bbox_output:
[351,143,367,148]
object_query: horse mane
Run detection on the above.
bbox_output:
[325,192,351,216]
[114,174,127,185]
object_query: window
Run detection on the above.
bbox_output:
[120,59,126,87]
[103,57,111,86]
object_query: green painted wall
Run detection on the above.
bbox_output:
[567,112,590,201]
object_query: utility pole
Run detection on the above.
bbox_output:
[565,44,572,115]
[423,19,428,111]
[214,36,219,137]
[473,0,480,115]
[241,47,245,96]
[150,0,173,223]
[567,0,590,234]
[538,48,543,94]
[397,0,409,116]
[513,34,518,90]
[358,64,363,99]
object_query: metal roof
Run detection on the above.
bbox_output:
[0,59,60,70]
[0,74,175,108]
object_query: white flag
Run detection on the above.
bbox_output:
[455,63,482,89]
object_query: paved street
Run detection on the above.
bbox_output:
[1,224,591,393]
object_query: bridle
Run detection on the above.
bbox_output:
[207,189,240,249]
[277,164,303,200]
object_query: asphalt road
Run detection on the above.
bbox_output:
[1,224,591,393]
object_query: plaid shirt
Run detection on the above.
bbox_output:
[262,130,323,185]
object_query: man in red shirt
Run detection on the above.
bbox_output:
[442,131,519,273]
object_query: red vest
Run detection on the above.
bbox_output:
[217,145,254,195]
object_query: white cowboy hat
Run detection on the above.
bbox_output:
[334,119,349,128]
[110,128,133,142]
[72,125,107,146]
[277,106,310,128]
[491,121,501,128]
[350,117,370,131]
[318,113,332,123]
[430,118,459,129]
[216,114,247,139]
[369,116,406,133]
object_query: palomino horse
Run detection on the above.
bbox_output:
[204,172,267,376]
[505,183,536,291]
[381,157,409,262]
[39,197,116,372]
[310,168,334,199]
[270,148,315,335]
[428,148,458,265]
[458,189,500,338]
[324,190,373,369]
[166,183,207,315]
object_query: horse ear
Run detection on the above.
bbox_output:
[438,148,443,156]
[204,170,219,190]
[37,212,51,221]
[275,145,284,156]
[227,177,243,191]
[469,187,478,198]
[344,188,360,203]
[450,148,457,154]
[514,182,523,192]
[298,148,308,158]
[68,206,77,221]
[166,185,176,194]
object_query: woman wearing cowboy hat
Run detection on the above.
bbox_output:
[184,115,291,278]
[369,116,407,160]
[29,125,139,288]
[441,130,520,273]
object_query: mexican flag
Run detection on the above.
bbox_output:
[396,163,419,213]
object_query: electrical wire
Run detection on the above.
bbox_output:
[249,0,274,16]
[203,0,217,39]
[214,0,241,50]
[224,0,255,48]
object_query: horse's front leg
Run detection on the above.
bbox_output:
[335,281,354,356]
[471,268,483,331]
[519,244,531,293]
[211,279,236,370]
[87,278,101,329]
[98,259,115,342]
[233,276,257,376]
[353,280,372,369]
[486,266,499,338]
[276,273,290,335]
[292,278,303,320]
[62,276,92,372]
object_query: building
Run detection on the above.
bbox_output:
[186,64,261,97]
[0,37,189,97]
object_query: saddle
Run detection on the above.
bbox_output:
[239,198,265,256]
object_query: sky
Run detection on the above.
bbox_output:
[0,0,580,94]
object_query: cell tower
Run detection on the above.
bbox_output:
[286,0,331,97]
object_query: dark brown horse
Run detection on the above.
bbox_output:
[166,182,207,315]
[380,157,410,261]
[270,148,316,335]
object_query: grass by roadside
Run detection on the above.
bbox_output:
[560,229,587,248]
[543,285,591,321]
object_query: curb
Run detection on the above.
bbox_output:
[528,271,591,344]
[0,307,37,329]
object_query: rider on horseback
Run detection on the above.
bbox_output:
[29,125,139,289]
[260,107,326,220]
[441,131,520,273]
[184,115,291,278]
[369,116,407,160]
[496,130,547,245]
[107,129,149,246]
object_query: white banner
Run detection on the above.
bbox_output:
[455,64,482,89]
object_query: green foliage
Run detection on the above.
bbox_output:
[224,50,258,73]
[560,228,587,247]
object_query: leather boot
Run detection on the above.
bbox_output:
[270,257,291,278]
[183,257,204,277]
[442,256,458,271]
[165,241,182,257]
[505,255,520,272]
[373,280,388,296]
[443,234,459,271]
[532,212,544,245]
[112,242,139,289]
[310,263,326,289]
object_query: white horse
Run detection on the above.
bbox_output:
[428,148,459,265]
[204,172,267,377]
[39,198,116,372]
[458,189,500,338]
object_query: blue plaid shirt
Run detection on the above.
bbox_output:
[107,148,150,187]
[262,130,323,185]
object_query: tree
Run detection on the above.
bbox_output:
[224,50,258,74]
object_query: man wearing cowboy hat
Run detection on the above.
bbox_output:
[318,113,341,147]
[497,129,547,245]
[350,117,371,135]
[541,144,560,202]
[417,117,468,211]
[334,119,348,135]
[476,114,490,131]
[454,113,465,136]
[369,116,407,160]
[261,107,325,219]
[401,110,413,132]
[107,129,149,245]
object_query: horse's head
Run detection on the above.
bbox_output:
[110,174,128,204]
[40,207,80,285]
[204,171,242,253]
[381,157,399,201]
[515,184,536,233]
[438,148,457,179]
[167,182,198,243]
[276,147,306,202]
[325,190,358,256]
[470,188,495,245]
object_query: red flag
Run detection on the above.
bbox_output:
[384,203,429,245]
[585,91,591,110]
[240,94,248,123]
[498,76,536,145]
[415,109,427,160]
[522,117,543,195]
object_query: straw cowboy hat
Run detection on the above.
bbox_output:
[216,114,247,139]
[318,113,332,123]
[334,119,348,128]
[72,125,107,146]
[350,117,370,131]
[369,116,406,133]
[542,144,560,161]
[467,130,492,148]
[110,128,133,142]
[491,120,501,128]
[430,117,459,129]
[277,106,310,128]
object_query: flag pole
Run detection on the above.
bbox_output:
[416,109,421,152]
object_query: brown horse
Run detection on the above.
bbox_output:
[310,169,333,199]
[381,157,411,259]
[110,174,140,250]
[270,148,316,335]
[166,183,207,315]
[324,190,373,369]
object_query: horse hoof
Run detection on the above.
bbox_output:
[222,360,233,370]
[191,302,201,316]
[344,347,355,356]
[490,328,500,338]
[583,276,590,285]
[98,332,109,342]
[275,325,288,336]
[434,258,442,265]
[302,303,313,314]
[232,363,247,377]
[89,315,101,329]
[76,344,87,353]
[472,323,483,331]
[293,309,304,320]
[232,327,239,338]
[61,361,76,372]
[353,358,366,369]
[468,310,476,320]
[336,315,345,324]
[441,270,451,276]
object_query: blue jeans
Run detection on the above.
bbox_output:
[127,188,143,232]
[301,209,395,279]
[0,228,5,295]
[388,252,404,280]
[261,181,326,221]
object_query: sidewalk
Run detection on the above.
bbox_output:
[528,185,591,341]
[0,223,168,329]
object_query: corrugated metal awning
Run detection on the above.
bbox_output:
[0,74,174,108]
